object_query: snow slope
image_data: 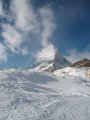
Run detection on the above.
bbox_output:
[0,67,90,120]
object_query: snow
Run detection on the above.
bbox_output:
[0,67,90,120]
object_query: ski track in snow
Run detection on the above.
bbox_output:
[0,68,90,120]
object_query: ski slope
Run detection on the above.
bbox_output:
[0,67,90,120]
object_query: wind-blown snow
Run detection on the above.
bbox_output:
[0,67,90,120]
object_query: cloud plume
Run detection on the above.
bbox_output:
[0,0,56,63]
[35,5,56,62]
[10,0,39,33]
[36,44,56,62]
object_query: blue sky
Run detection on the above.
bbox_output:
[0,0,90,68]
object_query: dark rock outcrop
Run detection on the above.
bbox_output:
[71,58,90,68]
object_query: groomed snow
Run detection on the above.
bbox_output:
[0,67,90,120]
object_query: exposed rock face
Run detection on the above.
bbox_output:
[51,51,71,70]
[71,58,90,68]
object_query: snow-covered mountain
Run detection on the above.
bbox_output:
[33,51,71,72]
[0,56,90,120]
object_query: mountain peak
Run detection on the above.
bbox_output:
[52,50,62,61]
[33,50,71,72]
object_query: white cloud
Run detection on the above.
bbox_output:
[0,0,4,17]
[36,44,56,62]
[1,0,39,57]
[1,0,56,63]
[9,2,57,62]
[2,24,24,54]
[0,43,7,62]
[21,46,29,55]
[39,5,56,47]
[10,0,39,33]
[35,5,56,62]
[65,49,90,63]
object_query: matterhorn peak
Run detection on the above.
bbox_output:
[52,49,61,61]
[51,50,71,70]
[33,49,71,72]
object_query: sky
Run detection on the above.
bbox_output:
[0,0,90,68]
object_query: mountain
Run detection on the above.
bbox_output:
[71,58,90,68]
[0,53,90,120]
[33,51,71,72]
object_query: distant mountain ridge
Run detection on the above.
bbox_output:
[71,58,90,68]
